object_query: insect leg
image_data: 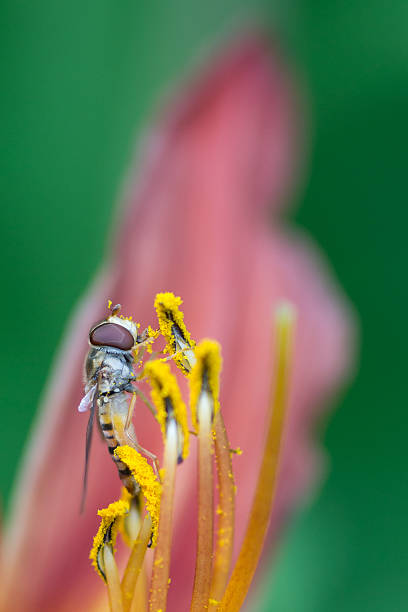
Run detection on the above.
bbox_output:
[123,402,160,479]
[133,344,145,366]
[160,346,195,370]
[125,392,137,432]
[133,442,160,480]
[124,430,160,479]
[124,383,157,419]
[133,387,157,418]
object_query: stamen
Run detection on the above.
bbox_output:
[104,543,125,612]
[119,487,148,612]
[189,339,221,432]
[208,411,235,611]
[119,489,142,548]
[149,418,179,612]
[130,569,148,612]
[114,446,162,548]
[154,292,195,373]
[190,347,218,611]
[121,514,153,612]
[144,359,189,460]
[90,500,130,582]
[217,302,296,612]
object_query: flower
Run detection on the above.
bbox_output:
[0,32,353,612]
[84,294,295,612]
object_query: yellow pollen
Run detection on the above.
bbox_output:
[146,325,160,353]
[144,359,190,459]
[107,299,112,310]
[189,339,222,431]
[89,499,129,582]
[148,325,159,339]
[114,446,161,547]
[154,292,195,373]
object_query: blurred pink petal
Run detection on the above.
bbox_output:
[1,33,354,612]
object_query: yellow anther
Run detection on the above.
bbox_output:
[89,499,129,582]
[114,446,161,548]
[107,299,112,310]
[144,359,190,459]
[154,292,195,373]
[189,339,222,431]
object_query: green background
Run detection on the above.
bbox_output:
[1,1,406,610]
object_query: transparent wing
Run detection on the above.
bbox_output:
[80,383,98,513]
[78,385,96,412]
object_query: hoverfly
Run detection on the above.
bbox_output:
[78,302,156,511]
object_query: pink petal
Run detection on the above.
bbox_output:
[2,33,354,612]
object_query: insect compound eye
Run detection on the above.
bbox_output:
[89,322,134,351]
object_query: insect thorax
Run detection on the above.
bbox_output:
[85,346,134,396]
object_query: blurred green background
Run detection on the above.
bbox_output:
[1,1,406,610]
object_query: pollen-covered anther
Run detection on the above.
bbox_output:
[144,359,190,461]
[89,499,130,582]
[189,339,222,431]
[114,446,162,548]
[154,292,196,373]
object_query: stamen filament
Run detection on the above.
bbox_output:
[130,569,148,612]
[121,514,152,612]
[103,544,124,612]
[191,391,214,611]
[149,418,178,612]
[217,303,295,612]
[208,411,235,611]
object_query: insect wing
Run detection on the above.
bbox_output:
[78,385,96,412]
[80,384,98,513]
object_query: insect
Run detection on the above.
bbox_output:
[78,302,156,511]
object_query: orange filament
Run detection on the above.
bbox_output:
[149,419,179,612]
[121,514,152,612]
[208,411,235,610]
[130,569,148,612]
[190,392,214,611]
[217,303,295,612]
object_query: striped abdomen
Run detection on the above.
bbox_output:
[98,393,139,496]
